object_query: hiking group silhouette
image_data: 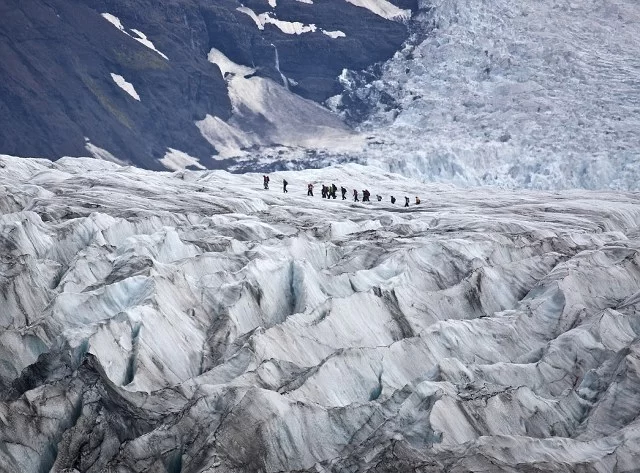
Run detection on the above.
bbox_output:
[263,175,421,207]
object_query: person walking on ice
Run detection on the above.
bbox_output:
[341,186,347,200]
[391,196,396,204]
[307,183,314,196]
[353,189,359,202]
[376,195,382,202]
[404,196,410,207]
[283,179,288,193]
[415,196,421,205]
[263,175,270,189]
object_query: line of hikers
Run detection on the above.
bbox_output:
[266,176,421,207]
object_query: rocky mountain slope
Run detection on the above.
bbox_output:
[1,154,640,472]
[0,0,413,169]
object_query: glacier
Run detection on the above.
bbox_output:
[327,0,640,190]
[1,154,640,471]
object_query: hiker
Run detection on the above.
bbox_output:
[353,189,359,202]
[391,196,396,204]
[363,190,370,202]
[263,175,270,189]
[341,186,347,200]
[376,195,382,202]
[404,196,410,207]
[321,185,327,198]
[307,183,314,196]
[283,179,288,193]
[415,196,421,205]
[331,183,338,199]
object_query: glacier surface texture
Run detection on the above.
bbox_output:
[1,155,640,471]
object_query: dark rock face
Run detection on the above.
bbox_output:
[0,0,413,168]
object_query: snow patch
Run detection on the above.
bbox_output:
[207,48,255,77]
[160,148,206,171]
[322,29,346,39]
[344,0,410,21]
[237,6,264,29]
[84,138,127,165]
[130,29,169,60]
[236,7,317,34]
[110,73,140,101]
[101,13,125,32]
[101,12,168,60]
[196,115,256,159]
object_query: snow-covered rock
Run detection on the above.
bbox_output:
[1,155,640,471]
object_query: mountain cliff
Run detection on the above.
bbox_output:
[0,0,413,169]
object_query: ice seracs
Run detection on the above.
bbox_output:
[1,155,640,471]
[338,0,640,190]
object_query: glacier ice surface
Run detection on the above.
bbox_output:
[1,155,640,471]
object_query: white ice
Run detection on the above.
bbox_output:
[341,0,640,190]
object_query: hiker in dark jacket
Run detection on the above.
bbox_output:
[283,179,288,193]
[362,190,370,202]
[263,175,270,189]
[353,189,359,202]
[391,196,396,204]
[341,186,347,200]
[404,196,410,207]
[307,183,314,196]
[331,184,338,199]
[321,185,327,198]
